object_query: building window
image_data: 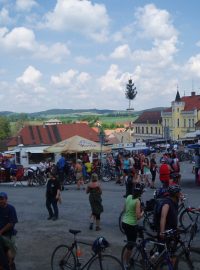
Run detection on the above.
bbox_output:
[189,119,191,127]
[151,127,153,134]
[159,128,160,134]
[155,127,157,134]
[177,119,179,127]
[164,119,166,126]
[146,127,148,134]
[142,127,144,134]
[192,119,194,127]
[184,119,186,128]
[138,127,140,133]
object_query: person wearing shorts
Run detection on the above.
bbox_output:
[122,184,144,269]
[0,192,18,269]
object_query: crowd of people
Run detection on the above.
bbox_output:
[2,147,200,269]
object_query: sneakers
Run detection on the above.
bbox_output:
[47,216,53,220]
[89,223,93,230]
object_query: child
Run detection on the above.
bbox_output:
[86,173,103,231]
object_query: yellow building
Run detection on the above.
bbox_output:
[161,91,200,140]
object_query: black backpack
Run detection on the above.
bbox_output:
[153,197,172,232]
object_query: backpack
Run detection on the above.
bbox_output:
[153,197,171,232]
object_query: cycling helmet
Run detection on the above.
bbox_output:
[168,184,181,195]
[92,237,109,254]
[154,187,169,199]
[133,183,145,193]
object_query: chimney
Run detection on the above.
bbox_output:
[191,91,196,96]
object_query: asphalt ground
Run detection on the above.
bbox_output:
[0,160,200,270]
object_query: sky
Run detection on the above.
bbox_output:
[0,0,200,113]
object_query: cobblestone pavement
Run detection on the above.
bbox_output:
[0,160,199,270]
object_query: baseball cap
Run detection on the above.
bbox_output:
[0,192,8,199]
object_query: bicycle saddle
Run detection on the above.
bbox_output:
[69,229,81,235]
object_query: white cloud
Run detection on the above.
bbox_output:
[50,69,91,88]
[0,8,12,25]
[16,66,42,85]
[0,27,36,51]
[184,54,200,78]
[110,44,131,59]
[135,4,178,40]
[75,56,91,65]
[196,41,200,47]
[16,0,38,12]
[77,72,91,84]
[50,69,78,88]
[35,42,70,63]
[42,0,110,42]
[0,27,70,62]
[98,64,129,92]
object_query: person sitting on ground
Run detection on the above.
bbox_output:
[0,192,18,270]
[86,173,103,231]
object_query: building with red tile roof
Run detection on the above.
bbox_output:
[7,123,99,149]
[162,91,200,140]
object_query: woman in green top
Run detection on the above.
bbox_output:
[122,183,144,269]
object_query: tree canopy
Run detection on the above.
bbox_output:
[125,79,137,110]
[0,116,11,140]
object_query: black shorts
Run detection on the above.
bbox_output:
[122,222,138,250]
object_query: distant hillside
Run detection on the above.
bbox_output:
[0,107,167,118]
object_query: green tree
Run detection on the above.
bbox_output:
[0,116,11,139]
[125,79,137,110]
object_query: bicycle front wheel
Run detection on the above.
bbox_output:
[88,254,123,270]
[179,209,199,231]
[51,245,76,270]
[175,247,200,270]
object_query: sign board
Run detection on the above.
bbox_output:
[112,143,133,149]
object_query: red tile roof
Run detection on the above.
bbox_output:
[163,93,200,112]
[181,95,200,111]
[134,111,162,124]
[7,123,99,147]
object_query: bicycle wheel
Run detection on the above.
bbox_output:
[175,247,200,270]
[51,245,76,270]
[101,170,111,182]
[88,254,123,269]
[143,212,154,232]
[121,243,144,269]
[179,209,200,231]
[119,211,125,234]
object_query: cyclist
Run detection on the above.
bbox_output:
[0,192,18,269]
[159,185,181,238]
[121,183,144,270]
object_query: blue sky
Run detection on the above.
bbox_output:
[0,0,200,113]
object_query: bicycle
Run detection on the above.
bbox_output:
[121,226,175,270]
[51,229,123,270]
[179,207,200,231]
